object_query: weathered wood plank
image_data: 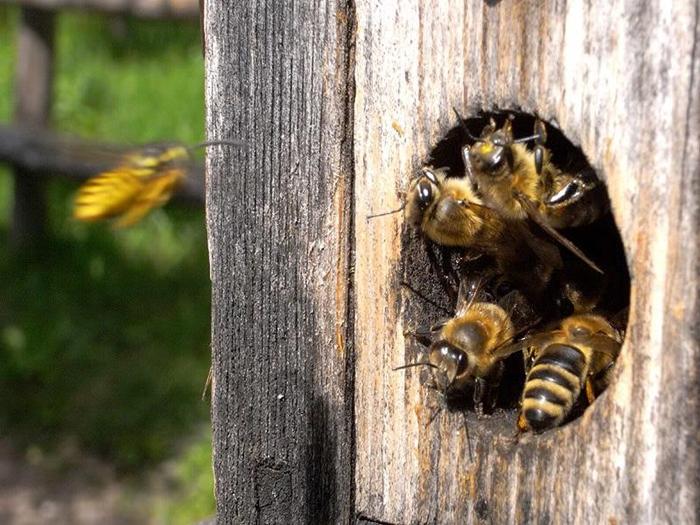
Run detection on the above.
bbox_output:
[11,6,54,245]
[205,1,355,523]
[354,1,699,523]
[0,0,199,19]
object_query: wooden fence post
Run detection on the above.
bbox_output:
[204,1,355,522]
[353,1,699,523]
[11,6,55,246]
[207,1,699,523]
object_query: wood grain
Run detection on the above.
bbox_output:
[204,1,355,523]
[353,1,699,523]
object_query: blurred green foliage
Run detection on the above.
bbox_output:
[0,6,214,520]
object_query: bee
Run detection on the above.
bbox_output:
[403,279,538,416]
[517,313,622,433]
[371,166,562,302]
[73,139,242,228]
[458,112,606,274]
[410,166,563,302]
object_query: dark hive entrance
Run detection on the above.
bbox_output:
[400,110,630,435]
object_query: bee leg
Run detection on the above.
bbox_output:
[484,361,504,413]
[403,326,435,348]
[584,377,598,405]
[473,378,487,418]
[424,240,458,303]
[515,412,529,436]
[399,281,453,316]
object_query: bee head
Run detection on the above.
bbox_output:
[406,167,442,225]
[428,340,470,394]
[463,118,515,177]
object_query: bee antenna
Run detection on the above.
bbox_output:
[393,362,438,372]
[201,366,213,401]
[400,281,453,316]
[453,107,479,142]
[512,134,541,144]
[426,406,443,428]
[366,203,406,220]
[188,139,247,151]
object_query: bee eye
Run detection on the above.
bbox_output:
[571,325,591,337]
[454,350,469,376]
[416,180,434,209]
[491,131,509,147]
[433,342,469,376]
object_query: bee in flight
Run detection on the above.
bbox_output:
[457,111,607,274]
[517,313,622,433]
[73,139,243,228]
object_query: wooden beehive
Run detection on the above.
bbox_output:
[205,1,699,522]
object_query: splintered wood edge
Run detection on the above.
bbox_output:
[353,1,699,524]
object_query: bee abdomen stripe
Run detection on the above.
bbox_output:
[528,365,580,391]
[523,385,569,407]
[523,406,562,431]
[535,343,586,377]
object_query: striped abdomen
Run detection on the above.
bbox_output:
[519,343,590,432]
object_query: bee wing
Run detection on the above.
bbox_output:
[495,331,553,371]
[455,274,488,314]
[588,332,623,358]
[514,192,604,274]
[512,220,563,270]
[498,289,542,333]
[490,338,529,361]
[586,332,622,380]
[113,168,185,228]
[73,167,146,222]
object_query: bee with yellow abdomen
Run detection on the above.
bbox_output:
[73,140,242,228]
[517,313,622,433]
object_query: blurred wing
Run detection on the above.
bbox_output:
[113,168,185,228]
[73,167,146,223]
[514,192,604,274]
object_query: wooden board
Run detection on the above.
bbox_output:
[353,0,699,523]
[11,7,54,245]
[204,1,355,523]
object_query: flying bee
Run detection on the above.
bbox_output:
[402,278,538,416]
[517,313,622,433]
[457,112,606,274]
[73,139,242,228]
[370,166,562,302]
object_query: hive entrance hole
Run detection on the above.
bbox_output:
[400,110,630,435]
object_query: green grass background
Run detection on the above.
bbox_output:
[0,7,214,523]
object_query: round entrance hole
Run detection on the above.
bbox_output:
[399,110,631,436]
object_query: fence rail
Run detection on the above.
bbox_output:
[0,0,199,19]
[0,124,205,204]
